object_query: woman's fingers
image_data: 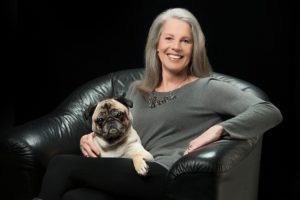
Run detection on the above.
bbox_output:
[80,133,101,157]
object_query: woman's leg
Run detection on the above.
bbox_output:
[38,154,168,200]
[61,188,116,200]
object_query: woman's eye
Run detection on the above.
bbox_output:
[165,37,172,41]
[182,39,190,43]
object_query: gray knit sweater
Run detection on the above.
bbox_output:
[126,77,282,169]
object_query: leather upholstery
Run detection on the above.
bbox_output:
[0,68,267,200]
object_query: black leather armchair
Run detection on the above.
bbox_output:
[0,68,268,200]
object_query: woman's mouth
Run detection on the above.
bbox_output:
[167,53,183,61]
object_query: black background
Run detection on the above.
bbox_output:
[2,0,299,199]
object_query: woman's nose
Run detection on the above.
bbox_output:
[171,41,181,51]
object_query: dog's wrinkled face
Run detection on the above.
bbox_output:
[91,99,132,143]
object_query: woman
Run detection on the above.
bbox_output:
[34,8,282,200]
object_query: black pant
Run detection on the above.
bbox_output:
[38,154,168,200]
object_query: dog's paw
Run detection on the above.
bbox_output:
[133,157,150,176]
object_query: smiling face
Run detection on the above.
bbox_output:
[157,18,193,75]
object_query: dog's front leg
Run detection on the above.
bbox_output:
[132,154,150,176]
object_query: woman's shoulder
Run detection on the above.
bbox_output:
[190,75,239,94]
[192,75,219,87]
[198,75,234,86]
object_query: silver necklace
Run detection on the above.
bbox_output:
[148,91,177,108]
[148,76,189,108]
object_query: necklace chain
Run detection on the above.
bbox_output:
[148,91,176,108]
[148,76,189,108]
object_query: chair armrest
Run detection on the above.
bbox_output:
[0,110,91,200]
[1,111,89,167]
[168,138,259,179]
[165,137,262,200]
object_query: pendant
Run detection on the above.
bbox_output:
[148,92,177,108]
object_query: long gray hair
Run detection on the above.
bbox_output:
[136,8,212,97]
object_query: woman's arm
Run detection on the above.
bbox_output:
[205,78,282,139]
[184,124,224,155]
[185,78,282,154]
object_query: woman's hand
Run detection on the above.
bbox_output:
[80,132,101,157]
[184,124,224,155]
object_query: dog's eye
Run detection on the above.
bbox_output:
[96,117,104,125]
[115,112,124,119]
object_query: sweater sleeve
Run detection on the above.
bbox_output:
[203,78,283,139]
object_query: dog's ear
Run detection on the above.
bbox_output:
[84,104,97,120]
[114,93,133,108]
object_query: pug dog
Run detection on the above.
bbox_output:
[84,95,154,176]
